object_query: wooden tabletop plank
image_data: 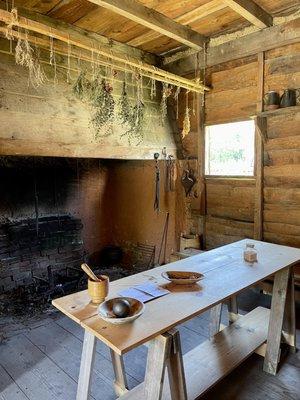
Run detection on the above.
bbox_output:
[52,240,300,354]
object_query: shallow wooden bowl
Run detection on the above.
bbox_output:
[98,297,145,325]
[161,270,204,285]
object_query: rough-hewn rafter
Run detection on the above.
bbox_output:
[223,0,273,28]
[128,0,225,48]
[87,0,208,50]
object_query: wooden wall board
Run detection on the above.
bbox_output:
[205,60,258,125]
[169,18,300,74]
[0,46,176,159]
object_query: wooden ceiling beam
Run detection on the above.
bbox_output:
[223,0,273,28]
[128,0,226,48]
[87,0,208,50]
[167,18,300,73]
[0,0,155,63]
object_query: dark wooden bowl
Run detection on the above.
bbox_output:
[98,297,145,325]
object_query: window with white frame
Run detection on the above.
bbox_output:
[205,120,255,176]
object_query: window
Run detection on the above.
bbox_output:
[205,120,255,176]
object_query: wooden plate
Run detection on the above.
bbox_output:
[98,297,145,325]
[161,271,204,285]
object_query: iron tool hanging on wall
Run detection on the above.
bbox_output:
[166,155,176,192]
[153,153,160,212]
[181,160,196,197]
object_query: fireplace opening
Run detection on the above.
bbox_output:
[0,156,129,324]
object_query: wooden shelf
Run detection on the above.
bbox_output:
[119,306,270,400]
[256,105,300,118]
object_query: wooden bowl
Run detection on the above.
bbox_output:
[88,275,109,304]
[161,271,204,285]
[98,297,145,325]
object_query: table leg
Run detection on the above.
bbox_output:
[282,271,296,353]
[110,349,128,397]
[144,333,172,400]
[209,303,222,338]
[76,330,96,400]
[227,295,238,324]
[166,329,187,400]
[263,267,290,375]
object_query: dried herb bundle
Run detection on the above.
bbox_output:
[15,33,47,88]
[90,78,115,137]
[160,83,172,125]
[118,82,131,125]
[73,71,90,100]
[182,106,191,138]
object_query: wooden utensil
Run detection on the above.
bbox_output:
[81,263,101,282]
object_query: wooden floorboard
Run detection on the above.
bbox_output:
[0,334,79,400]
[0,289,299,400]
[0,364,29,400]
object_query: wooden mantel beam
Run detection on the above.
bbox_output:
[223,0,273,28]
[87,0,208,50]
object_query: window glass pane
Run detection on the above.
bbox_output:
[205,120,255,176]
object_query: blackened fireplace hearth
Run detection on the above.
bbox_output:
[0,156,109,303]
[0,215,84,294]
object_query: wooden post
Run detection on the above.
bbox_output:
[144,334,172,400]
[254,51,265,240]
[76,330,97,400]
[209,303,222,337]
[166,329,187,400]
[263,267,290,375]
[110,349,129,396]
[282,271,296,353]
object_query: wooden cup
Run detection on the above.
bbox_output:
[88,275,109,304]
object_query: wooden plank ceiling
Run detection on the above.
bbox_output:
[13,0,299,55]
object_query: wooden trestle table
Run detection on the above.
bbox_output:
[52,239,300,400]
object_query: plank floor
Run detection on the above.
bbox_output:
[0,289,299,400]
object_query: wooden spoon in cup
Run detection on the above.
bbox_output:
[81,263,102,282]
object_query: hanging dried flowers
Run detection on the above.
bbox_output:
[130,99,145,144]
[150,77,156,99]
[182,91,191,138]
[90,77,115,138]
[174,86,181,119]
[118,79,145,145]
[73,70,90,100]
[160,83,172,125]
[118,81,131,126]
[15,31,47,88]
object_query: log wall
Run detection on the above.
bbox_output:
[203,42,300,249]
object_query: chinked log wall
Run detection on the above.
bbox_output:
[176,42,300,250]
